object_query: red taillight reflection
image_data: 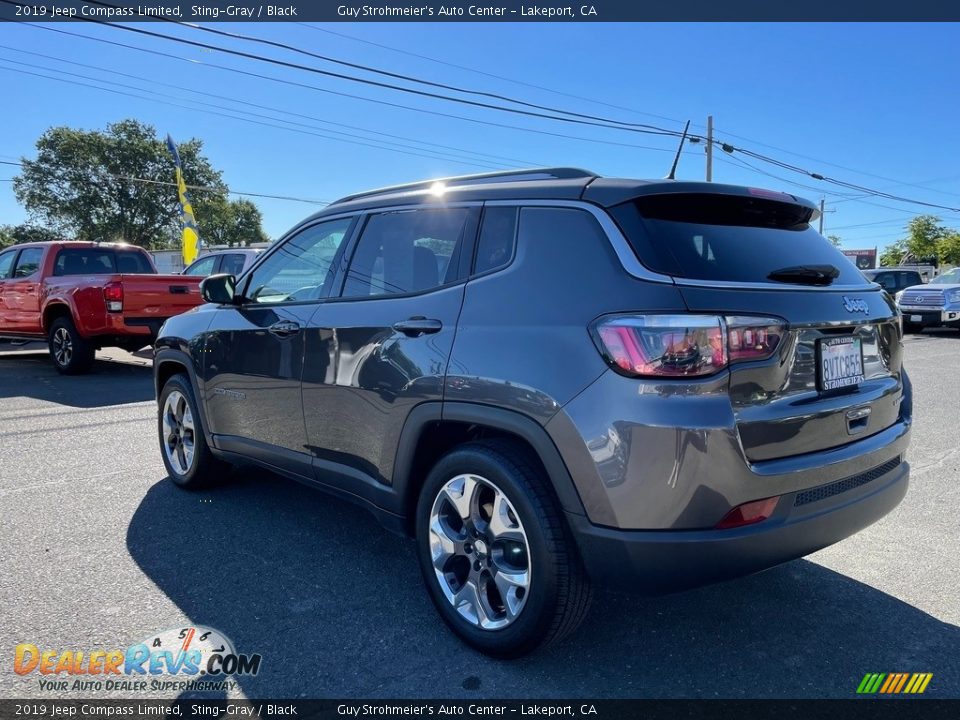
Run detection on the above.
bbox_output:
[593,314,784,378]
[715,496,780,530]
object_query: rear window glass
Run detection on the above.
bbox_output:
[610,193,869,285]
[54,248,155,276]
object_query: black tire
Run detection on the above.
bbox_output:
[158,373,231,489]
[48,316,96,375]
[415,439,592,658]
[903,322,923,334]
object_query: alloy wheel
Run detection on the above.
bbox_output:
[428,474,531,630]
[162,390,196,476]
[52,327,73,367]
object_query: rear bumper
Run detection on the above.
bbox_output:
[568,458,909,594]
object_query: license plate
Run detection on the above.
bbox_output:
[910,315,922,323]
[818,336,865,391]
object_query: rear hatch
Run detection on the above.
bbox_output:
[608,190,904,462]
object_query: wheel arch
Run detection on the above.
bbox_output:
[42,302,74,334]
[392,402,587,535]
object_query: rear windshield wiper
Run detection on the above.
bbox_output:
[767,264,840,286]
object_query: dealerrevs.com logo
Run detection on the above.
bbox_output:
[14,626,262,693]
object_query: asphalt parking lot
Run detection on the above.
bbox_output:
[1,334,958,700]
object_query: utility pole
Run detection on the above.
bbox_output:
[705,115,713,182]
[819,198,825,234]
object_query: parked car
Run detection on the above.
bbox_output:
[182,248,263,277]
[154,168,911,657]
[862,268,924,295]
[0,242,204,373]
[897,266,960,333]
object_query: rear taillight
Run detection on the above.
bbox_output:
[103,282,123,312]
[592,314,785,378]
[715,496,780,530]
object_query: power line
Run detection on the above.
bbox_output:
[0,43,538,168]
[16,22,685,157]
[0,61,511,172]
[0,53,524,170]
[0,158,330,205]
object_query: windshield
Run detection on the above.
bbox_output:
[931,268,960,284]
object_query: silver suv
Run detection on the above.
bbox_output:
[154,168,912,657]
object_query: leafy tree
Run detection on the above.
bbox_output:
[937,232,960,266]
[13,119,228,248]
[0,223,61,248]
[827,234,842,247]
[903,215,947,261]
[879,239,907,267]
[200,197,269,247]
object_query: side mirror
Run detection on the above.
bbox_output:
[200,273,237,305]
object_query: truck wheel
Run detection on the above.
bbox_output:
[48,316,96,375]
[158,373,231,488]
[415,440,592,658]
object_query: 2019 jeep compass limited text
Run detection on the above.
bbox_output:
[153,169,912,657]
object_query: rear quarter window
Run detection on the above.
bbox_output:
[610,193,869,286]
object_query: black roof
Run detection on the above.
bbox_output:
[305,167,818,222]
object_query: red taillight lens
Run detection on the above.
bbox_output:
[714,496,780,530]
[103,282,123,312]
[593,314,784,378]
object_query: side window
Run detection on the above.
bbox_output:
[872,272,894,291]
[243,218,351,304]
[183,255,218,276]
[219,253,248,277]
[474,207,517,275]
[0,250,15,279]
[12,248,43,278]
[342,208,469,298]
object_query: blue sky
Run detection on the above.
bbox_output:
[1,21,958,250]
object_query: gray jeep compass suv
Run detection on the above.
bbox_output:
[154,168,912,657]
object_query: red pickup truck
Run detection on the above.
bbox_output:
[0,242,204,374]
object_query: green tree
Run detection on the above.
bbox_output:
[903,215,947,262]
[0,223,61,248]
[827,234,842,247]
[200,197,269,247]
[13,119,227,248]
[879,239,907,267]
[937,232,960,266]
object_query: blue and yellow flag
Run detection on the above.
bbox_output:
[165,134,200,266]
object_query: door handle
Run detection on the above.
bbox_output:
[268,320,300,337]
[392,317,442,337]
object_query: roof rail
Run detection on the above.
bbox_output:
[329,167,598,206]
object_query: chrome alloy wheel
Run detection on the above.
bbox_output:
[52,327,73,367]
[162,390,196,476]
[428,474,531,630]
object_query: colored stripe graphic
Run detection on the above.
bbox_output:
[857,672,932,694]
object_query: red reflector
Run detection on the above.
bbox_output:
[715,496,780,530]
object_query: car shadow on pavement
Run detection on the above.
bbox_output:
[127,470,959,699]
[0,348,154,407]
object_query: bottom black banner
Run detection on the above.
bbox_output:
[0,700,958,720]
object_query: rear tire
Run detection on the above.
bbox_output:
[415,440,592,658]
[48,316,95,375]
[158,373,231,488]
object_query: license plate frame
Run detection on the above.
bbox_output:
[910,314,923,323]
[817,336,865,391]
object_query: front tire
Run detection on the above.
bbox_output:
[48,316,95,375]
[415,440,591,658]
[158,373,231,488]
